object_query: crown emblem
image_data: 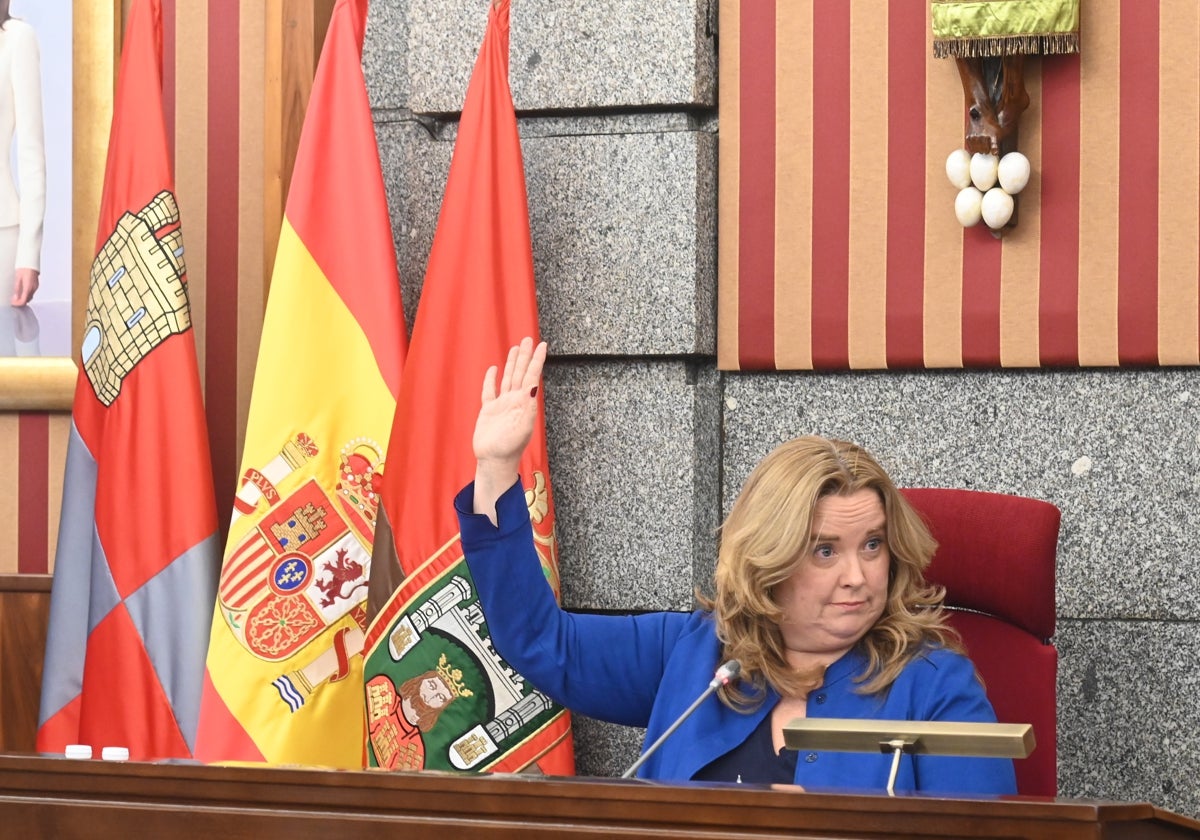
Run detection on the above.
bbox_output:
[337,438,384,526]
[436,653,474,698]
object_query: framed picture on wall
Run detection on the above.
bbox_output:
[0,2,115,409]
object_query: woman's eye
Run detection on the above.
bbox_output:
[813,544,835,559]
[865,538,882,551]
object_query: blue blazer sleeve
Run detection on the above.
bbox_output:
[456,480,691,727]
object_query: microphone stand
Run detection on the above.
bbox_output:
[621,661,740,779]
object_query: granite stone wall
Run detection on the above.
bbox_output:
[364,0,1200,818]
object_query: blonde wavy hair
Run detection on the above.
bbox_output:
[698,436,961,710]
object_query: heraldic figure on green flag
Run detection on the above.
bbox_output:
[932,0,1080,155]
[363,478,566,774]
[363,554,564,773]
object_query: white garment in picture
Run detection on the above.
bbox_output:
[0,17,45,292]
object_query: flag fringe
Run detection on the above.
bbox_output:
[933,32,1080,59]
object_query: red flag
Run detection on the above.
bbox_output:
[363,0,574,774]
[193,0,407,767]
[37,0,221,760]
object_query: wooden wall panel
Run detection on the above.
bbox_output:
[0,577,51,752]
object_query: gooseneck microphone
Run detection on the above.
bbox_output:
[621,659,742,779]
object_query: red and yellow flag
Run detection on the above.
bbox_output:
[718,0,1199,370]
[363,0,574,775]
[37,0,221,760]
[194,0,407,767]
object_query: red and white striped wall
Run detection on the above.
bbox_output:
[719,0,1200,370]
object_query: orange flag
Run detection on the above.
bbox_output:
[194,0,407,767]
[363,0,574,774]
[37,0,221,760]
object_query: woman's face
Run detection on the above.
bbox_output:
[773,488,889,668]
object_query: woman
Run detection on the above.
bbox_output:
[456,338,1016,794]
[0,1,44,307]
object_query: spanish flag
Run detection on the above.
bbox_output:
[194,0,407,767]
[37,0,221,760]
[362,0,574,775]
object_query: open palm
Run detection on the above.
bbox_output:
[473,337,547,467]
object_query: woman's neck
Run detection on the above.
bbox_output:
[784,646,850,681]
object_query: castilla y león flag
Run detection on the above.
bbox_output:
[193,0,407,767]
[37,0,221,760]
[363,0,574,775]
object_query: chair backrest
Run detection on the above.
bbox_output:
[900,487,1061,798]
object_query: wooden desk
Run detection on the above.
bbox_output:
[0,753,1197,839]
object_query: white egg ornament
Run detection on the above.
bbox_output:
[945,149,973,189]
[969,153,999,191]
[955,187,984,227]
[997,151,1031,194]
[981,187,1015,229]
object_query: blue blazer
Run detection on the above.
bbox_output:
[457,481,1017,795]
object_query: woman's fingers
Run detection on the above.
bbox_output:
[11,269,38,306]
[508,337,534,393]
[480,364,499,405]
[489,338,546,400]
[523,340,547,392]
[499,344,519,394]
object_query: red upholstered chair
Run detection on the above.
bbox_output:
[900,488,1061,798]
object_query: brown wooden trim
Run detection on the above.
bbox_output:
[74,0,122,365]
[263,0,285,302]
[0,575,52,593]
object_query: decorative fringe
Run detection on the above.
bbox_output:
[933,32,1080,59]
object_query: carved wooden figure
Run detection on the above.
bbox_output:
[932,0,1080,155]
[954,55,1029,157]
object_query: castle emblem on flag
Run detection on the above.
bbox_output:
[82,190,191,406]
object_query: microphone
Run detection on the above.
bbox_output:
[621,659,741,779]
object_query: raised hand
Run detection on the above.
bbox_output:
[472,337,547,521]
